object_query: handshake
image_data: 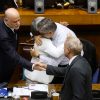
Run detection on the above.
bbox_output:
[32,62,47,71]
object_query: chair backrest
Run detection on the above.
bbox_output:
[80,38,98,76]
[92,67,100,83]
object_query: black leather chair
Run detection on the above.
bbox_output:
[80,38,98,76]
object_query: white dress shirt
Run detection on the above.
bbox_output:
[46,22,76,65]
[69,55,78,65]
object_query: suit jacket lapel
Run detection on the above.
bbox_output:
[62,55,82,89]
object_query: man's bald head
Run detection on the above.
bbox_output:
[4,8,20,30]
[5,8,19,19]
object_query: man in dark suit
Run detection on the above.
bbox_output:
[0,8,34,83]
[34,36,92,100]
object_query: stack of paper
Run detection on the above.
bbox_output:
[12,84,48,97]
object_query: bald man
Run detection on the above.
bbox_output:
[0,8,34,83]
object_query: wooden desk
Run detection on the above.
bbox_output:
[8,80,100,100]
[1,8,100,25]
[8,80,100,91]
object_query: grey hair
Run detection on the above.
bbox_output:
[37,18,57,34]
[65,36,83,55]
[31,17,45,36]
[34,17,45,30]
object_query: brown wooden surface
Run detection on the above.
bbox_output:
[0,8,100,25]
[8,80,100,91]
[8,80,100,100]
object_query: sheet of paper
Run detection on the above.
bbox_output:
[12,84,48,96]
[28,84,48,92]
[13,87,30,96]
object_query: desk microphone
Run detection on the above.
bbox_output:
[26,32,34,43]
